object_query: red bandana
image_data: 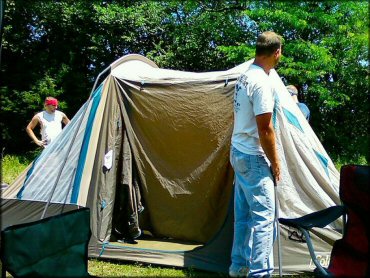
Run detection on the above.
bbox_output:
[45,99,58,107]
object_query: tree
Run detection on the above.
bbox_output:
[220,1,369,162]
[1,1,368,163]
[0,1,168,151]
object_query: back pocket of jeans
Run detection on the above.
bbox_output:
[231,152,249,174]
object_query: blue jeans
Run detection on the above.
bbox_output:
[230,147,276,277]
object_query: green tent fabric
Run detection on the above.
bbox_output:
[1,208,91,277]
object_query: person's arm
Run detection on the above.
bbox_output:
[26,116,45,148]
[62,113,70,125]
[256,112,281,181]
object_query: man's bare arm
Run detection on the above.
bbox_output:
[62,113,70,125]
[26,116,44,147]
[256,112,281,181]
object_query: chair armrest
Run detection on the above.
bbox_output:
[279,205,345,230]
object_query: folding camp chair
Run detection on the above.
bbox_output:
[278,164,369,277]
[1,208,91,277]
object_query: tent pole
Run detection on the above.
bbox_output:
[273,170,283,277]
[40,65,111,219]
[89,66,110,99]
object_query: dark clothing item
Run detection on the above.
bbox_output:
[297,103,310,121]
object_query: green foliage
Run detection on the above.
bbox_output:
[220,1,369,162]
[147,1,250,71]
[1,1,369,162]
[334,155,368,171]
[1,154,34,185]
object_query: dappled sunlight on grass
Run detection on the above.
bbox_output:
[88,259,225,277]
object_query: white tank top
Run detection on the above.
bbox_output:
[37,110,64,144]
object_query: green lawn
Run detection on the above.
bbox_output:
[88,260,225,277]
[1,260,224,277]
[1,154,33,185]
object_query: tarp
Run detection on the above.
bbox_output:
[1,208,91,277]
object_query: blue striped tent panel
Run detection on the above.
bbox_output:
[70,84,104,204]
[314,149,330,178]
[282,107,304,133]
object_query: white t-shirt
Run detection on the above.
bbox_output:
[37,110,64,144]
[231,64,274,155]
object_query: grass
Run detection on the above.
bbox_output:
[1,260,222,277]
[88,260,224,277]
[1,152,39,185]
[1,155,30,185]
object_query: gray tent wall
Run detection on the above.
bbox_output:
[1,54,341,275]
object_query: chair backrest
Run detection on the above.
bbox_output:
[328,164,370,277]
[1,208,91,277]
[340,164,369,217]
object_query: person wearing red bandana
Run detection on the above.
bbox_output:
[26,96,70,148]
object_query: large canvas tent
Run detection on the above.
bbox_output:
[1,54,341,274]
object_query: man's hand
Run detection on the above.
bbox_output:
[34,139,46,148]
[271,161,281,182]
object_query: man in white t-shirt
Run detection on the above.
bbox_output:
[229,31,282,277]
[26,97,70,148]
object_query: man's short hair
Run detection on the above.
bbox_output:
[255,31,282,56]
[45,96,57,102]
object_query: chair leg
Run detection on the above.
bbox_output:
[300,228,329,276]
